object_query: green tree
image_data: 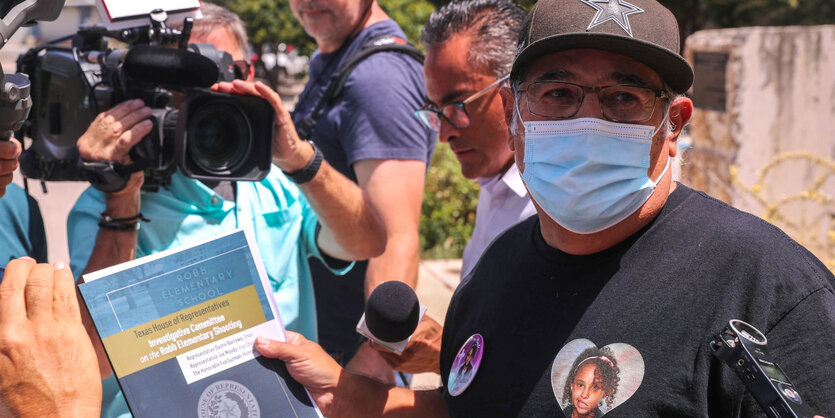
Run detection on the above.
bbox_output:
[214,0,317,55]
[379,0,435,46]
[660,0,835,43]
[420,144,481,259]
[215,0,434,55]
[424,0,835,45]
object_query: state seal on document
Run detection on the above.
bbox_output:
[198,379,261,418]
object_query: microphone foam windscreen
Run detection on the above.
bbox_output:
[123,45,219,88]
[365,281,420,343]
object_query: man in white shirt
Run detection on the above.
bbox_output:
[415,0,535,279]
[360,0,534,376]
[461,164,533,277]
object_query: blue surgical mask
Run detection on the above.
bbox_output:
[520,117,669,234]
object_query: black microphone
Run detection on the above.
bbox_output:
[123,45,219,88]
[357,281,425,354]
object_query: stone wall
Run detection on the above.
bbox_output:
[683,26,834,271]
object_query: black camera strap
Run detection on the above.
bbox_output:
[78,159,147,194]
[296,34,424,141]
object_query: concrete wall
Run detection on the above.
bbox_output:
[683,26,835,271]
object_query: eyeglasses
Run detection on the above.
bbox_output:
[415,75,509,132]
[518,80,667,123]
[233,60,251,80]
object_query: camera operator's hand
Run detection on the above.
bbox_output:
[77,99,150,201]
[213,79,387,262]
[0,138,21,198]
[75,101,151,382]
[78,99,152,166]
[0,258,102,417]
[211,80,314,172]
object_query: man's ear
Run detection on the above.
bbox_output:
[669,96,692,136]
[666,96,693,156]
[500,86,517,151]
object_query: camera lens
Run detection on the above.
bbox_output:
[186,100,252,175]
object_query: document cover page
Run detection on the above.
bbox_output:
[79,229,321,417]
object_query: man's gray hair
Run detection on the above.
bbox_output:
[420,0,525,78]
[170,2,249,58]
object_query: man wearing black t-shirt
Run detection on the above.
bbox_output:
[252,0,835,415]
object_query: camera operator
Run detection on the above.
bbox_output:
[67,4,385,417]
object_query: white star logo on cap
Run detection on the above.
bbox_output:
[581,0,645,37]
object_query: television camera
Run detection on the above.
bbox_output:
[16,7,274,192]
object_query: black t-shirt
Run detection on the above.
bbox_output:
[440,184,835,417]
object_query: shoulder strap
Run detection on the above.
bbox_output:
[296,34,424,140]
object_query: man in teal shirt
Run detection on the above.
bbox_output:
[68,4,386,417]
[69,166,348,341]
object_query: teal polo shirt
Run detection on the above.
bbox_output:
[67,166,351,418]
[0,183,47,265]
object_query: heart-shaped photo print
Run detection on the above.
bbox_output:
[551,338,644,417]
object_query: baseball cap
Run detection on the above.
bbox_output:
[510,0,694,94]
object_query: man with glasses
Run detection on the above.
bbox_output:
[416,0,533,280]
[68,3,386,417]
[247,0,835,415]
[366,0,532,377]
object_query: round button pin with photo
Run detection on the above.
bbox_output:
[447,334,484,397]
